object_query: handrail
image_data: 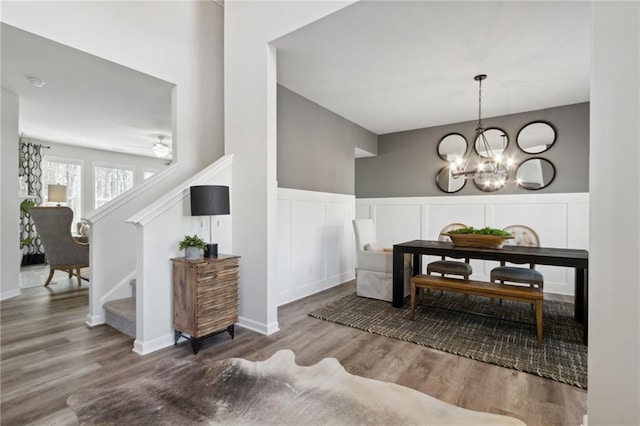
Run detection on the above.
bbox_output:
[84,162,179,223]
[127,154,233,226]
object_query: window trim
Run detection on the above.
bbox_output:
[92,161,136,210]
[42,155,84,225]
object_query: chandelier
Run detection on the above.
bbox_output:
[449,74,513,184]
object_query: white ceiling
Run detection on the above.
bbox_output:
[273,1,591,135]
[1,23,174,159]
[2,2,591,161]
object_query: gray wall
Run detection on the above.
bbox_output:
[277,85,377,195]
[355,102,589,198]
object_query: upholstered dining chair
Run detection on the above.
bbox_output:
[29,207,89,287]
[352,219,412,302]
[490,225,543,301]
[427,223,473,279]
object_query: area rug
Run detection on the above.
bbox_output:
[309,292,587,388]
[67,349,525,425]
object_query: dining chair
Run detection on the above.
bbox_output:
[490,225,543,302]
[427,223,473,279]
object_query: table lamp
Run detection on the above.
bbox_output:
[48,184,67,206]
[189,185,230,258]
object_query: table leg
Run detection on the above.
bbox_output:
[574,268,585,321]
[574,268,588,345]
[392,248,404,308]
[413,253,422,276]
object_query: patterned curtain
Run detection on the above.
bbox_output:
[19,140,45,265]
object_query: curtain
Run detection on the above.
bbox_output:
[19,140,45,265]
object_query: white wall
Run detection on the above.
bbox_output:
[277,188,355,306]
[589,2,640,424]
[224,1,355,334]
[2,1,225,326]
[1,88,21,300]
[35,139,169,218]
[357,193,589,296]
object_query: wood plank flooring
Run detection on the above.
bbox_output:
[1,279,586,425]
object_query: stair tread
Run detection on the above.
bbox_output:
[104,297,135,318]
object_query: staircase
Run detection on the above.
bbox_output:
[104,279,136,338]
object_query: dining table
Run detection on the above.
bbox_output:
[392,240,589,344]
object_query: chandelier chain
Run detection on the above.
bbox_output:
[477,77,483,130]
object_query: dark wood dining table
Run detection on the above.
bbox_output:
[392,240,589,344]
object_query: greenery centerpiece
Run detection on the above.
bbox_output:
[179,234,207,260]
[442,227,514,249]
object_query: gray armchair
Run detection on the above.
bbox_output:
[29,207,89,287]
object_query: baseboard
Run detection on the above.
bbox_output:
[132,333,174,355]
[237,316,280,335]
[277,273,355,306]
[0,288,21,301]
[85,313,105,327]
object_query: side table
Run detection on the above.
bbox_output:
[171,254,240,354]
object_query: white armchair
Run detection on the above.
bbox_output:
[352,219,412,302]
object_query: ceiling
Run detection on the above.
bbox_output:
[273,1,591,136]
[2,2,591,160]
[1,23,174,159]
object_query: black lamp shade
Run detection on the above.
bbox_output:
[190,185,230,216]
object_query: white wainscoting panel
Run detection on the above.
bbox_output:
[276,199,293,297]
[374,204,422,247]
[277,188,355,306]
[356,193,589,296]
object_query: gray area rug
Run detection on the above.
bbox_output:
[309,292,587,388]
[67,349,525,425]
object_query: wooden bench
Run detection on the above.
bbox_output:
[410,274,544,347]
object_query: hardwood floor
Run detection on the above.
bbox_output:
[1,279,586,425]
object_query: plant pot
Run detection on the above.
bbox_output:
[442,233,514,249]
[185,246,201,260]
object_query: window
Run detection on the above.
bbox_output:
[42,157,82,225]
[94,165,134,209]
[143,170,156,180]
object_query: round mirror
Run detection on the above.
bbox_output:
[437,133,468,162]
[516,158,556,190]
[517,121,556,154]
[475,128,508,158]
[473,168,506,192]
[436,166,466,193]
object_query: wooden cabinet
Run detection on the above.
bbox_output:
[171,254,240,354]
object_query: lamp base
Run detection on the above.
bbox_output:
[205,243,218,258]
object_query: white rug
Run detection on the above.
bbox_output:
[68,349,525,425]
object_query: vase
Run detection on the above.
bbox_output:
[185,246,201,260]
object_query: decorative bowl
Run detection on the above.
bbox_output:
[442,233,514,249]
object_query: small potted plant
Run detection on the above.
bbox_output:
[179,234,207,260]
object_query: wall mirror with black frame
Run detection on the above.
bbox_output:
[517,121,556,154]
[516,158,556,190]
[435,166,466,193]
[437,133,467,162]
[475,128,508,158]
